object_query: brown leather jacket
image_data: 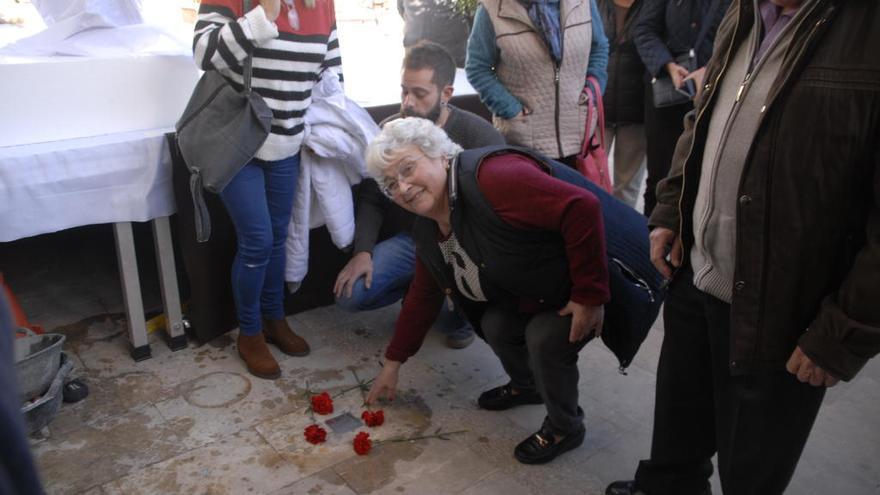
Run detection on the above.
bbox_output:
[649,0,880,380]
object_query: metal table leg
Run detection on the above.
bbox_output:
[152,216,187,351]
[113,222,151,361]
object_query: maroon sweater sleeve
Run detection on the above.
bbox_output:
[384,255,444,363]
[477,154,611,306]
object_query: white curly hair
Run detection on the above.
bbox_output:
[365,117,463,180]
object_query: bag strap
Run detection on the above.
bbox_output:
[588,76,606,149]
[189,170,212,242]
[579,77,606,156]
[580,87,594,157]
[243,0,254,93]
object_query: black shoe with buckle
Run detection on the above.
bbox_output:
[477,384,543,411]
[605,481,646,495]
[513,424,585,464]
[606,480,712,495]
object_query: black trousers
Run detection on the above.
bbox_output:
[634,268,826,495]
[642,83,692,217]
[481,305,588,436]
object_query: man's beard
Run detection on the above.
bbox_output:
[401,97,442,122]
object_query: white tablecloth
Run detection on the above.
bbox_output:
[0,128,175,242]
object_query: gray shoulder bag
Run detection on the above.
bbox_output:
[175,0,273,242]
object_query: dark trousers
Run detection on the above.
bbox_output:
[481,305,588,435]
[642,83,692,217]
[634,269,826,495]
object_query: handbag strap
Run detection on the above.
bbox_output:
[580,77,606,156]
[243,0,254,93]
[588,76,606,149]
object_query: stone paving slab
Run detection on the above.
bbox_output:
[101,429,303,495]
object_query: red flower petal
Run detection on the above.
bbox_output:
[304,424,327,444]
[361,410,385,427]
[311,392,334,415]
[353,431,372,455]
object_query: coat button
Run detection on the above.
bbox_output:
[739,194,752,205]
[730,361,738,367]
[538,299,545,304]
[735,280,746,291]
[444,288,452,295]
[480,262,486,268]
[704,83,711,92]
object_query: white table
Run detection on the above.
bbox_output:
[0,129,187,360]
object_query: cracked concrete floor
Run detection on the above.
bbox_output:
[4,226,879,495]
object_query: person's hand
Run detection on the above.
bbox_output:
[366,360,401,404]
[665,62,690,89]
[684,66,707,99]
[334,252,373,299]
[649,227,682,279]
[786,346,840,387]
[259,0,281,21]
[559,301,604,343]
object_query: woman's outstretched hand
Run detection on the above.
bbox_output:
[366,360,401,404]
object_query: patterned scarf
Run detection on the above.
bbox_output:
[518,0,563,63]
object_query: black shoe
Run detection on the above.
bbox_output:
[513,424,585,464]
[477,384,543,410]
[606,481,645,495]
[605,480,712,495]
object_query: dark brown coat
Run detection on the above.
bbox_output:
[649,0,880,380]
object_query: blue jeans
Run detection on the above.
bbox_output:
[220,154,299,336]
[336,232,471,334]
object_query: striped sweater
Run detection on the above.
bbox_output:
[193,0,343,160]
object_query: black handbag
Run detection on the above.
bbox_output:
[651,50,696,108]
[175,0,272,242]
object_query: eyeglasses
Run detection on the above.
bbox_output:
[379,154,422,197]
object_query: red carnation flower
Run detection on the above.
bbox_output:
[353,431,372,455]
[310,392,334,415]
[361,410,385,427]
[303,424,327,444]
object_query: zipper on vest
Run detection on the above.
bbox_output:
[554,64,564,158]
[735,72,751,102]
[675,10,741,254]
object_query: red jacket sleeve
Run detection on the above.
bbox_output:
[477,154,611,306]
[384,256,445,363]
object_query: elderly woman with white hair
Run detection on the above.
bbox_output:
[364,117,610,465]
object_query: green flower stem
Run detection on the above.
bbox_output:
[375,429,469,445]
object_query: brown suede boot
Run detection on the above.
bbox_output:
[263,317,310,357]
[237,333,281,379]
